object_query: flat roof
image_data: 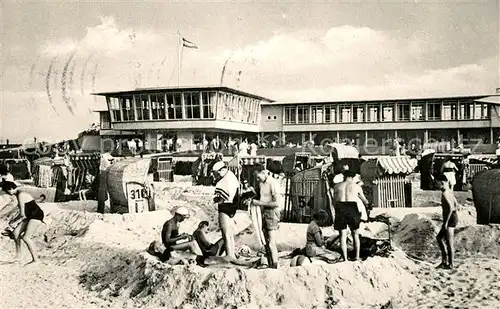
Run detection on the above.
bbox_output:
[263,94,498,106]
[92,85,274,102]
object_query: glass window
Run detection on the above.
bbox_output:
[201,92,216,119]
[411,102,424,121]
[481,103,489,119]
[367,104,379,122]
[184,92,201,119]
[381,103,393,122]
[166,93,182,119]
[442,100,457,120]
[108,97,121,122]
[458,100,473,120]
[119,96,134,121]
[353,104,364,123]
[427,101,441,121]
[134,94,150,120]
[339,104,352,123]
[297,106,309,124]
[311,105,324,123]
[150,94,166,120]
[100,112,111,129]
[284,106,296,124]
[397,103,410,121]
[325,105,336,123]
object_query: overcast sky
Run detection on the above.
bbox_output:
[1,1,498,143]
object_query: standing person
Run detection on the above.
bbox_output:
[250,164,282,269]
[332,169,370,262]
[2,181,44,265]
[193,221,226,259]
[435,174,458,270]
[97,151,114,214]
[212,161,240,260]
[250,141,258,156]
[440,158,459,191]
[161,207,203,260]
[239,138,249,156]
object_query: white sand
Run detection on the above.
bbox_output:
[0,176,498,309]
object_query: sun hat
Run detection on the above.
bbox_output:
[175,206,190,217]
[212,161,226,172]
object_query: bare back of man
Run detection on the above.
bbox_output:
[333,175,363,261]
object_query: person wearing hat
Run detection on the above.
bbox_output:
[212,161,240,260]
[160,206,203,261]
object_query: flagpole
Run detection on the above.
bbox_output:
[177,31,181,87]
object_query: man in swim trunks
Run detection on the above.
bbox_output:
[332,169,370,261]
[161,207,202,261]
[251,163,282,269]
[212,161,240,260]
[2,181,44,265]
[193,221,225,259]
[435,174,459,270]
[440,158,458,191]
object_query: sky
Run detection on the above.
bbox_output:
[1,0,499,143]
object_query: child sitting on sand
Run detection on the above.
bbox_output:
[193,221,225,259]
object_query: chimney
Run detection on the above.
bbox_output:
[34,137,37,143]
[496,87,500,94]
[6,139,9,145]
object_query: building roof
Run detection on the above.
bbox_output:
[92,85,274,102]
[475,95,500,104]
[263,94,497,106]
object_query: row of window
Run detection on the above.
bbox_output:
[108,91,261,124]
[283,100,490,124]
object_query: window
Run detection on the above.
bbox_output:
[411,102,424,121]
[100,112,111,129]
[396,103,410,121]
[325,105,336,123]
[442,100,457,120]
[367,104,379,122]
[284,106,296,124]
[273,116,277,119]
[353,104,364,123]
[481,103,489,119]
[134,94,150,120]
[339,104,352,123]
[201,92,216,119]
[184,92,201,119]
[150,94,166,120]
[427,101,441,121]
[458,100,473,120]
[381,103,393,122]
[311,105,324,123]
[108,97,121,122]
[166,93,182,119]
[297,106,310,124]
[119,96,134,121]
[253,99,261,123]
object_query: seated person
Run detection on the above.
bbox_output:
[193,221,225,258]
[161,207,202,261]
[304,210,335,260]
[0,163,14,184]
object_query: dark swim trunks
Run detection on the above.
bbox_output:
[334,201,361,231]
[448,211,458,228]
[218,203,237,218]
[25,200,44,221]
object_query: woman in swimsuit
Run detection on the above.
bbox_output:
[2,181,44,264]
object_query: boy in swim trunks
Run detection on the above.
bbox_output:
[436,174,459,270]
[251,164,282,269]
[332,169,370,261]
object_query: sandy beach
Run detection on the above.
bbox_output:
[0,176,499,309]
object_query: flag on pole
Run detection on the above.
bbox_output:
[181,36,198,49]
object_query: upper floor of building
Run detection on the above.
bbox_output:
[94,86,500,133]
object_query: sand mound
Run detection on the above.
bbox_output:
[79,249,418,309]
[393,208,500,259]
